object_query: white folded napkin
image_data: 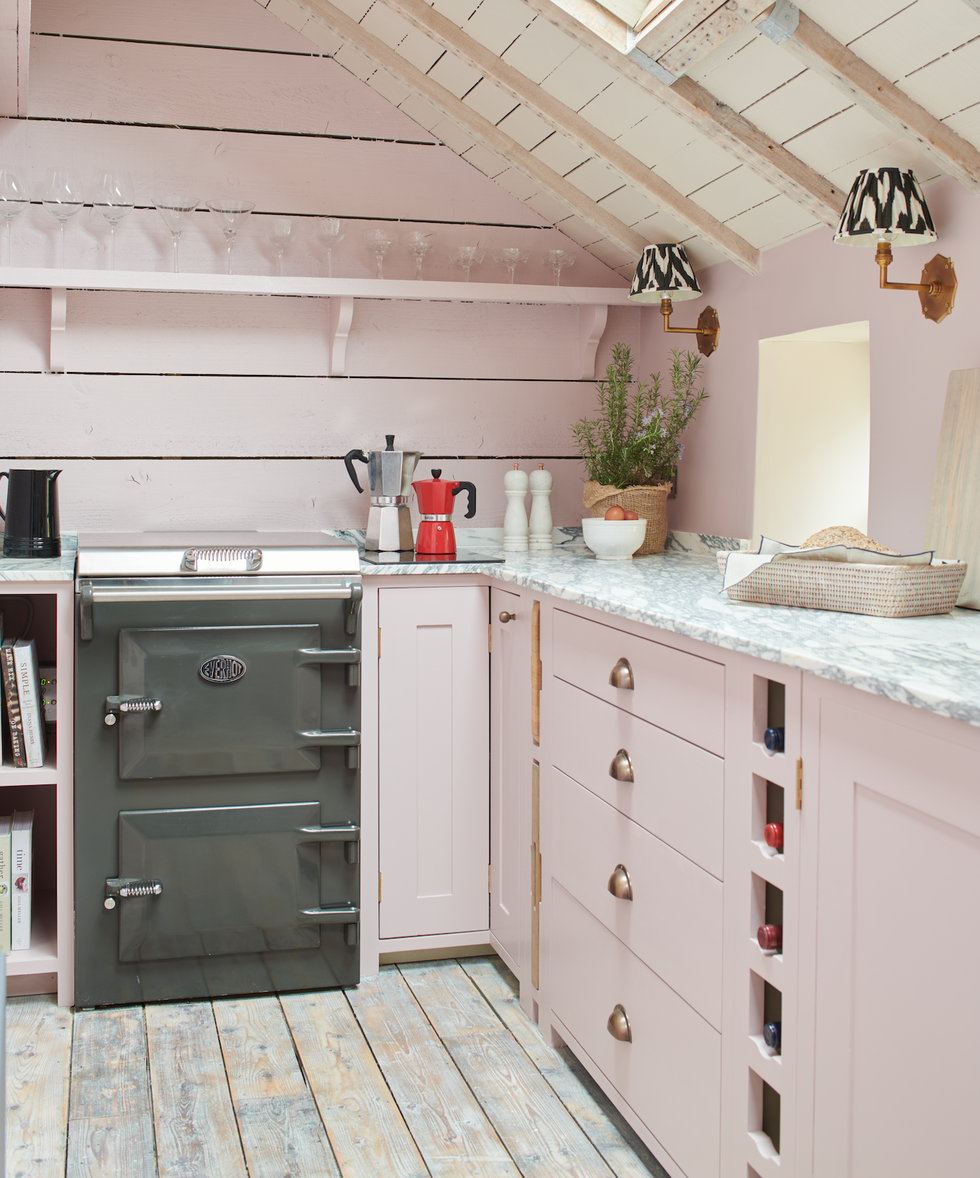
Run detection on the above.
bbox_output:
[722,536,935,592]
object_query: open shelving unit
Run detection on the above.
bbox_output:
[0,267,631,379]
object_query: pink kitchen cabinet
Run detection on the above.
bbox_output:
[376,583,490,943]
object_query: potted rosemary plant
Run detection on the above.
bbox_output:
[572,343,708,554]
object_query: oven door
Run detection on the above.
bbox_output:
[74,578,361,1007]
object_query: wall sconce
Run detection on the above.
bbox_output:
[627,243,720,356]
[834,167,956,323]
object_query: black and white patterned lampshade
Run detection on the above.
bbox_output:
[629,243,703,303]
[834,167,937,247]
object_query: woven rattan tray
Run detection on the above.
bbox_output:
[717,551,968,617]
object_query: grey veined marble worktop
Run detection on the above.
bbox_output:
[355,527,980,728]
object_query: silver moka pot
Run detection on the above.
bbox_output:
[344,435,421,552]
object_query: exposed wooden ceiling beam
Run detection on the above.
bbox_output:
[379,0,760,272]
[634,0,741,75]
[0,0,30,117]
[521,0,843,225]
[754,3,980,192]
[261,0,668,269]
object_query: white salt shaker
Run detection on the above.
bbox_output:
[503,463,529,551]
[528,463,553,551]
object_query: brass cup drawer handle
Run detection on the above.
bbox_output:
[608,749,634,782]
[608,658,634,690]
[607,1004,632,1043]
[607,864,633,900]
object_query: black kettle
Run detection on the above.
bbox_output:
[0,469,62,558]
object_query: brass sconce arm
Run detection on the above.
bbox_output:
[660,297,720,357]
[874,241,956,323]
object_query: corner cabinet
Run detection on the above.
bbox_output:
[0,268,629,380]
[0,549,76,1006]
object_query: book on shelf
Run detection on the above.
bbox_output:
[10,810,33,951]
[0,814,10,954]
[1,637,26,768]
[12,639,46,769]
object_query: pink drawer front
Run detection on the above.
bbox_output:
[553,609,724,755]
[552,772,722,1029]
[551,676,723,878]
[551,883,721,1178]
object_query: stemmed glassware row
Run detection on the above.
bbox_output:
[0,178,580,283]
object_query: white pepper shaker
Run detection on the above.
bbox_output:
[528,462,553,551]
[503,463,529,551]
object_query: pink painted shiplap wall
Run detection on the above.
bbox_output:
[0,0,633,533]
[641,176,980,553]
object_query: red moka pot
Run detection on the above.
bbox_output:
[412,469,477,555]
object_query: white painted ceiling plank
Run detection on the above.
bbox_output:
[597,183,662,223]
[427,52,484,96]
[723,191,819,248]
[463,0,535,54]
[769,9,980,190]
[266,0,345,50]
[497,104,554,148]
[689,162,781,220]
[538,45,621,110]
[273,0,665,262]
[532,131,594,173]
[615,108,699,165]
[655,138,741,196]
[379,0,762,265]
[462,141,510,175]
[740,69,854,146]
[463,77,522,123]
[686,26,801,111]
[794,0,912,46]
[578,76,661,137]
[565,157,625,200]
[901,40,980,119]
[848,0,980,84]
[500,17,580,83]
[493,165,548,200]
[430,0,482,22]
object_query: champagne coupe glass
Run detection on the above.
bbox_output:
[493,247,528,284]
[541,248,575,286]
[404,230,436,281]
[265,216,296,277]
[41,169,84,268]
[207,199,255,275]
[93,171,135,270]
[313,217,344,277]
[364,227,398,280]
[449,245,484,282]
[0,170,29,267]
[153,195,200,273]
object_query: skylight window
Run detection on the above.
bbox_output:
[587,0,679,32]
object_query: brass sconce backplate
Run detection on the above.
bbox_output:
[919,254,957,324]
[696,306,720,356]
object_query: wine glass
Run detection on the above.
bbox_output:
[265,216,296,276]
[41,169,84,268]
[541,249,576,286]
[153,195,200,273]
[364,227,398,279]
[404,230,436,281]
[0,170,29,267]
[449,245,484,282]
[207,199,254,275]
[493,247,528,284]
[313,217,344,277]
[93,171,135,270]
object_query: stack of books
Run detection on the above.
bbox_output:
[0,809,34,953]
[1,630,48,769]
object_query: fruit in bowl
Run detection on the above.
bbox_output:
[581,516,647,560]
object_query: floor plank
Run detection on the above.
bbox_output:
[460,958,668,1178]
[144,1001,248,1178]
[215,995,341,1178]
[6,995,73,1178]
[280,988,430,1178]
[349,969,521,1177]
[67,1005,156,1178]
[400,962,617,1178]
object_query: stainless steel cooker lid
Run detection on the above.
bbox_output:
[76,531,361,578]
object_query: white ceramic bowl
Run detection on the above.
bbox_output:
[581,516,646,560]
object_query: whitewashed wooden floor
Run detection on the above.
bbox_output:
[6,955,668,1178]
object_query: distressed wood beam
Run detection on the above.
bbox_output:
[756,4,980,192]
[520,0,843,225]
[260,0,661,268]
[634,0,741,75]
[380,0,760,272]
[0,0,30,116]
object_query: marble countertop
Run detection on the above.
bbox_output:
[0,533,77,582]
[353,528,980,727]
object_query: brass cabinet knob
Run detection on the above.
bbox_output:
[608,749,634,783]
[606,1004,632,1043]
[608,657,634,690]
[499,611,516,623]
[607,864,633,900]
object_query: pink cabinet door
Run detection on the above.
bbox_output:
[489,586,531,974]
[378,585,490,939]
[800,680,980,1178]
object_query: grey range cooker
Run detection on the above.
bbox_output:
[74,532,362,1007]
